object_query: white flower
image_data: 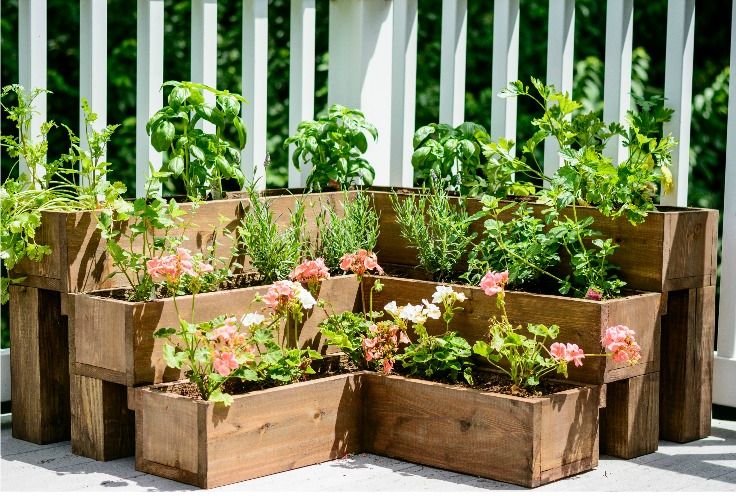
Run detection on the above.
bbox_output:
[455,291,467,302]
[384,301,400,317]
[422,299,441,320]
[400,303,427,324]
[432,285,454,304]
[295,286,316,309]
[241,312,265,328]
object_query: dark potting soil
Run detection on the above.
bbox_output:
[469,370,572,397]
[99,271,266,302]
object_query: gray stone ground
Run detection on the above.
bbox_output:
[1,420,735,492]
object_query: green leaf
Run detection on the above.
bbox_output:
[208,389,234,407]
[151,121,175,152]
[168,155,185,176]
[153,327,176,339]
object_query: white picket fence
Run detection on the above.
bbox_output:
[8,0,736,408]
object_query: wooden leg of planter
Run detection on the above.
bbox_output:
[659,286,715,443]
[9,285,70,444]
[600,372,659,459]
[70,375,135,461]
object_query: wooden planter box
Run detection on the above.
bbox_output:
[363,373,601,488]
[372,190,718,293]
[365,275,661,385]
[11,192,345,294]
[73,275,360,387]
[135,373,364,488]
[135,371,599,488]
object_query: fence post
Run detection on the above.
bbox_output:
[135,0,164,197]
[439,0,467,126]
[603,0,633,164]
[328,0,394,186]
[242,0,268,189]
[191,0,218,135]
[491,0,520,145]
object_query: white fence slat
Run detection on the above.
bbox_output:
[18,0,47,186]
[191,0,218,134]
[288,0,316,189]
[661,0,695,207]
[242,0,268,190]
[135,0,164,197]
[603,0,633,164]
[439,0,467,126]
[390,0,417,187]
[717,0,736,361]
[543,0,575,182]
[491,0,520,144]
[80,0,108,185]
[328,0,394,186]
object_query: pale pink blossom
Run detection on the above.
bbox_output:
[290,258,330,285]
[213,351,238,376]
[480,270,509,297]
[550,342,568,361]
[262,280,297,311]
[550,342,585,367]
[212,317,238,342]
[602,325,641,365]
[146,248,210,283]
[339,249,384,276]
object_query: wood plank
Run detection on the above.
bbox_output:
[10,211,63,283]
[660,286,716,442]
[70,374,135,461]
[600,372,660,459]
[9,286,70,444]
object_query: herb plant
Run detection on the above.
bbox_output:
[318,311,371,367]
[285,104,377,191]
[391,184,481,282]
[236,186,307,283]
[316,191,379,270]
[146,81,247,200]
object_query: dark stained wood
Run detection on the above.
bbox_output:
[600,372,660,459]
[70,374,135,461]
[136,373,364,489]
[659,286,716,442]
[364,275,661,385]
[9,285,70,444]
[363,373,600,488]
[73,275,361,386]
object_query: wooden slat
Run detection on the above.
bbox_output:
[660,286,715,442]
[439,0,467,125]
[287,0,316,188]
[390,0,418,187]
[18,0,47,184]
[242,0,268,189]
[79,0,108,184]
[661,0,695,206]
[191,0,218,135]
[600,372,659,459]
[602,0,633,164]
[491,0,520,145]
[543,0,575,181]
[9,286,70,444]
[70,375,135,461]
[135,0,165,197]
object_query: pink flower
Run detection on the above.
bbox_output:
[197,262,214,274]
[480,270,509,296]
[382,359,394,375]
[602,325,641,365]
[339,249,383,276]
[211,317,239,343]
[550,342,568,361]
[290,258,330,285]
[213,351,238,376]
[262,280,297,311]
[550,342,585,367]
[146,248,211,283]
[585,288,603,301]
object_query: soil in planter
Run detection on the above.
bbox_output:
[98,271,267,302]
[161,354,359,401]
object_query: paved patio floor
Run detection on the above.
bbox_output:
[1,419,735,492]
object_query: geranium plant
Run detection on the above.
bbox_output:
[285,104,377,191]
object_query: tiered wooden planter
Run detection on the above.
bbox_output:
[372,190,718,445]
[135,372,601,489]
[7,192,346,451]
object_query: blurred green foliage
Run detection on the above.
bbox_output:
[0,0,730,347]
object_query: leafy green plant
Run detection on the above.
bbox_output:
[500,78,675,224]
[391,184,481,282]
[236,186,307,283]
[146,81,247,200]
[316,191,379,270]
[318,311,371,367]
[464,197,560,287]
[284,104,377,191]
